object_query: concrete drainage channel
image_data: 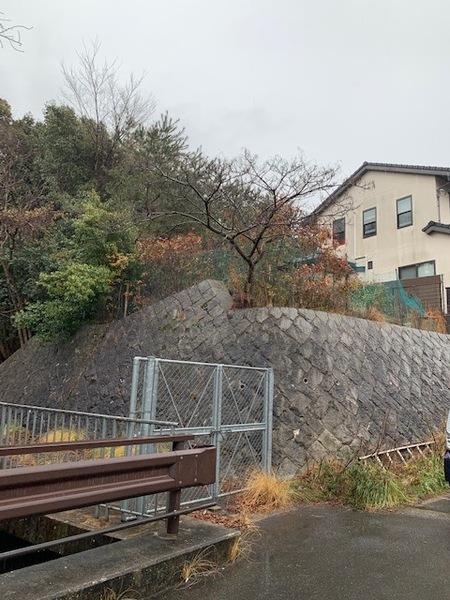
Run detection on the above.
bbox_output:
[0,509,239,599]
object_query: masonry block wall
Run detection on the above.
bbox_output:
[1,280,449,475]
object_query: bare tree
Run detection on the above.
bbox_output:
[0,11,31,51]
[62,40,155,173]
[148,149,338,303]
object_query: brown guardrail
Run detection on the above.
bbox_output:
[0,436,216,538]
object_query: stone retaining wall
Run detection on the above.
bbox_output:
[1,280,449,474]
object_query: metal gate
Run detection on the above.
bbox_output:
[128,356,273,508]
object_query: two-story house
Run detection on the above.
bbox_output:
[312,162,450,319]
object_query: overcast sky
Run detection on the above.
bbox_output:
[1,0,450,177]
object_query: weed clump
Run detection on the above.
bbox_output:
[236,470,294,512]
[343,462,412,509]
[293,444,447,511]
[180,547,219,586]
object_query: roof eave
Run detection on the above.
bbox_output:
[313,162,450,217]
[422,221,450,235]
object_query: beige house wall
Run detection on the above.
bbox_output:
[319,170,450,311]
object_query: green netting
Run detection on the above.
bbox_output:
[384,279,425,316]
[350,278,425,322]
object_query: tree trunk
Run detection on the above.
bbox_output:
[1,260,31,347]
[123,282,130,318]
[245,263,255,307]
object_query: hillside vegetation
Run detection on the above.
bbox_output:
[1,44,442,363]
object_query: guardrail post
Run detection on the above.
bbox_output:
[166,489,181,534]
[166,438,186,535]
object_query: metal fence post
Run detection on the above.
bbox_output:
[143,357,159,440]
[211,364,223,500]
[138,357,159,517]
[128,357,141,426]
[262,368,274,473]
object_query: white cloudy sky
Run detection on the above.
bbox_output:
[1,0,450,177]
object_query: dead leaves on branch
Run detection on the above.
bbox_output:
[137,232,203,264]
[0,207,58,240]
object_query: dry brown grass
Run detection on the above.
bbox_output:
[227,527,259,564]
[192,507,257,531]
[100,586,139,600]
[37,428,86,443]
[180,547,220,586]
[235,470,294,513]
[430,427,446,450]
[91,445,128,459]
[365,306,387,323]
[425,308,447,333]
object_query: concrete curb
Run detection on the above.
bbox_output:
[0,517,239,600]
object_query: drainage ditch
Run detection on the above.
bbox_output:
[0,531,59,574]
[0,510,118,574]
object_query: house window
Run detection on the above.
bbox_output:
[363,208,377,238]
[398,260,435,280]
[397,196,413,228]
[332,218,345,245]
[367,260,373,270]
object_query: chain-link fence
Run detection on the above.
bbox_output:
[0,358,273,519]
[117,356,273,518]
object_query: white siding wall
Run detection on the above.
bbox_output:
[319,170,450,311]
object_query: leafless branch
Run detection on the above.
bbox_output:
[62,40,155,142]
[0,12,31,52]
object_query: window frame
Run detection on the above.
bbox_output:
[362,207,377,238]
[396,195,413,229]
[398,260,436,280]
[332,217,346,245]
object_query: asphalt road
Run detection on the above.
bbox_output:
[161,496,450,600]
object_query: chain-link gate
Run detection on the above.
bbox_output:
[121,356,273,516]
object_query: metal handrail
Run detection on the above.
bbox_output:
[0,401,177,427]
[0,434,195,456]
[0,502,216,562]
[135,355,272,372]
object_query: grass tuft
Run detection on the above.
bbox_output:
[403,453,447,497]
[236,470,294,513]
[180,547,219,585]
[227,527,258,564]
[344,462,412,509]
[100,586,139,600]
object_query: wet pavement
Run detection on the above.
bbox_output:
[161,498,450,600]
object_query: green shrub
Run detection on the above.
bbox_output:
[14,262,112,341]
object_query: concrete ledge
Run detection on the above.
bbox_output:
[0,516,239,600]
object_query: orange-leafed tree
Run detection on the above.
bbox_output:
[146,150,338,304]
